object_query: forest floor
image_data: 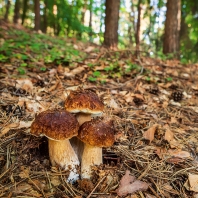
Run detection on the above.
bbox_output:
[0,21,198,198]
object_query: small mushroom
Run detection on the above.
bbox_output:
[65,90,104,126]
[78,118,115,179]
[30,109,80,183]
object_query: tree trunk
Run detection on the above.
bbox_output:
[163,0,181,55]
[34,0,40,31]
[89,0,93,42]
[135,0,142,54]
[13,0,20,24]
[42,0,48,33]
[4,0,11,21]
[21,0,28,25]
[103,0,120,49]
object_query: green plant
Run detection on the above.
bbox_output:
[0,54,8,62]
[88,76,97,82]
[17,67,26,75]
[166,77,173,82]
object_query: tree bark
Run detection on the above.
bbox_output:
[13,0,20,24]
[89,0,93,41]
[135,0,142,54]
[4,0,11,21]
[103,0,120,49]
[34,0,40,31]
[21,0,28,25]
[163,0,181,55]
[42,0,48,33]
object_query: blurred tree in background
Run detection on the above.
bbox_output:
[0,0,198,62]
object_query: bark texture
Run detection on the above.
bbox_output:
[104,0,120,49]
[34,0,40,31]
[135,0,142,53]
[163,0,181,54]
[13,0,20,24]
[21,0,28,25]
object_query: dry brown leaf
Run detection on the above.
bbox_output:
[164,126,174,143]
[116,170,149,196]
[48,80,63,92]
[19,121,33,128]
[143,124,158,143]
[189,174,198,192]
[168,149,191,158]
[14,182,32,193]
[16,79,33,92]
[0,122,19,138]
[19,98,46,114]
[64,66,85,77]
[19,168,30,179]
[184,174,198,192]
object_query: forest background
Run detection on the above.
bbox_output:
[0,0,198,63]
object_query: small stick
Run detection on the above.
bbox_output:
[87,175,107,198]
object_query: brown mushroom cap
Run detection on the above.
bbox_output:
[65,90,104,115]
[31,109,79,140]
[78,119,115,147]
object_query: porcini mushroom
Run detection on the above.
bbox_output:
[65,90,104,126]
[65,90,105,160]
[78,118,115,179]
[30,109,80,182]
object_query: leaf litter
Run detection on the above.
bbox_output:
[0,23,198,197]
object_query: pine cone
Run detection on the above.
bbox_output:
[172,91,183,102]
[133,97,144,106]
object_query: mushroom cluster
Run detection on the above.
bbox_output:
[65,90,115,179]
[30,89,114,182]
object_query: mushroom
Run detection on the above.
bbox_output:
[65,90,105,160]
[78,118,115,179]
[65,90,104,126]
[30,109,80,183]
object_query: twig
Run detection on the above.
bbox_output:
[87,175,107,198]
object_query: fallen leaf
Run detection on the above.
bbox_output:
[64,66,85,77]
[143,124,158,143]
[189,174,198,192]
[116,170,149,196]
[16,79,33,92]
[19,168,30,179]
[48,80,63,92]
[0,122,19,138]
[168,149,191,158]
[164,126,174,143]
[105,97,120,109]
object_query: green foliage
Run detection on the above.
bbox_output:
[0,28,85,72]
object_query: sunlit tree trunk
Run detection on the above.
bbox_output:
[135,0,142,54]
[34,0,40,31]
[89,0,93,41]
[13,0,20,24]
[4,0,11,21]
[128,1,136,46]
[21,0,28,25]
[163,0,181,55]
[104,0,120,49]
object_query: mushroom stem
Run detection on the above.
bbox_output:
[81,144,102,179]
[76,113,92,126]
[48,139,80,182]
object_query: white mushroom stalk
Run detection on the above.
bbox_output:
[81,144,102,179]
[78,119,115,179]
[48,139,79,182]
